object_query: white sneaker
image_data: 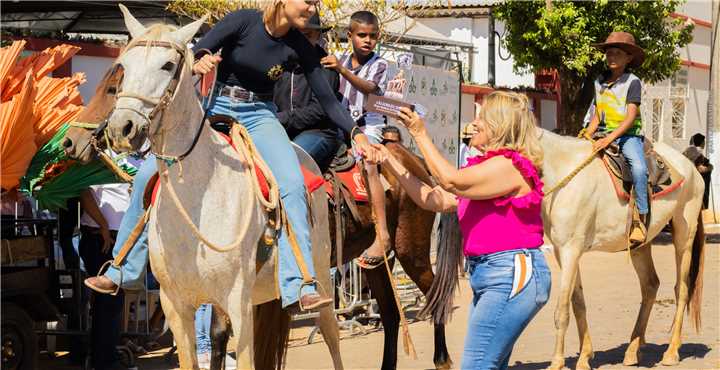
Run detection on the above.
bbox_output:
[197,352,210,370]
[224,353,237,370]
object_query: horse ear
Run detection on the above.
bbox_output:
[171,14,208,45]
[119,4,147,39]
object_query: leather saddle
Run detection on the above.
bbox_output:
[593,133,683,201]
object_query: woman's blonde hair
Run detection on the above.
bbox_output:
[262,0,283,30]
[477,91,543,169]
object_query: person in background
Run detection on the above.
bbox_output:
[274,13,340,172]
[321,10,392,269]
[683,133,713,209]
[79,183,130,370]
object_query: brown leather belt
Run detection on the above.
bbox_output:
[216,84,272,103]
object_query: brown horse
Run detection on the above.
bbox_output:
[62,72,454,370]
[62,65,123,163]
[331,142,454,370]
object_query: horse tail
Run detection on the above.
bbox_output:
[687,211,705,332]
[254,300,290,370]
[418,212,463,325]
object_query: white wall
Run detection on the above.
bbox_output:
[540,99,557,130]
[460,92,475,126]
[417,17,535,88]
[71,55,115,104]
[680,0,713,23]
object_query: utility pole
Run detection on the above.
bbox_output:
[709,0,719,222]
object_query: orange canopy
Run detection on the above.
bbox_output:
[0,41,86,191]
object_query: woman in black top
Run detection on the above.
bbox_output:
[192,1,375,312]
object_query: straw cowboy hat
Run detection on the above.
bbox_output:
[594,31,645,68]
[461,123,475,139]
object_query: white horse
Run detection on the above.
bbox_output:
[105,7,342,369]
[539,129,705,370]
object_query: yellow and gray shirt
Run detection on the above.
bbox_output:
[593,72,643,136]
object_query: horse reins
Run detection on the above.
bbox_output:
[542,131,603,195]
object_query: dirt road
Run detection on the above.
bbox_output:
[43,234,719,369]
[280,236,719,369]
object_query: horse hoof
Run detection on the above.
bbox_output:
[623,351,640,366]
[660,351,679,366]
[435,358,453,369]
[576,360,592,370]
[546,359,565,370]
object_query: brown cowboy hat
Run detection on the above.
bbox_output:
[594,31,645,68]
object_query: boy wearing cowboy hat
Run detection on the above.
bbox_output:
[584,31,648,245]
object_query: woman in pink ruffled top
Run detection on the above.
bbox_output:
[368,91,551,369]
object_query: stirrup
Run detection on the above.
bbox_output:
[85,260,121,296]
[297,279,331,312]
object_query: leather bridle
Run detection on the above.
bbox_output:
[113,39,206,165]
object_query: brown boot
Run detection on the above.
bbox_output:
[629,214,648,246]
[84,275,119,295]
[288,293,333,314]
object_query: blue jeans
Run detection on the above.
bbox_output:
[208,95,317,307]
[461,248,551,370]
[616,135,648,214]
[104,155,156,290]
[293,129,340,173]
[195,304,212,354]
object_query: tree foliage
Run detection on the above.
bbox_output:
[493,0,694,133]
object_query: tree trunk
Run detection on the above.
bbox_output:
[557,69,595,135]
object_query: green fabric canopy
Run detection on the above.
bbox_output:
[20,124,137,211]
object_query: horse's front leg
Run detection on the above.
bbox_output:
[623,244,659,366]
[365,266,400,370]
[549,244,582,370]
[315,305,344,370]
[159,288,198,369]
[571,269,593,370]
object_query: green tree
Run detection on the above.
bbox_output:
[493,0,694,134]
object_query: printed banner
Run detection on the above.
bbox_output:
[385,63,461,166]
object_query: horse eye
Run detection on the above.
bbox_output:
[161,61,176,71]
[106,86,117,95]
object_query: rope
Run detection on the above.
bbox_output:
[69,121,100,129]
[159,124,280,253]
[543,133,602,195]
[544,147,603,195]
[230,124,280,211]
[360,159,417,359]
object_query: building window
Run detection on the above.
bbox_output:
[651,98,663,141]
[670,68,688,139]
[671,98,686,139]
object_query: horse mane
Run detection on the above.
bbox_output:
[385,142,433,185]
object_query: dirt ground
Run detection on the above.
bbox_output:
[43,232,719,370]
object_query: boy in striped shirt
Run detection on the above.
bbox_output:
[321,10,392,268]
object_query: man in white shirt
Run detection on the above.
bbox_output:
[79,183,130,370]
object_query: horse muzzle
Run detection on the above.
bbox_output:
[107,109,147,152]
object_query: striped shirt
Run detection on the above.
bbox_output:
[339,52,389,127]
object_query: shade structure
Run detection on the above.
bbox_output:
[0,41,85,191]
[20,124,138,210]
